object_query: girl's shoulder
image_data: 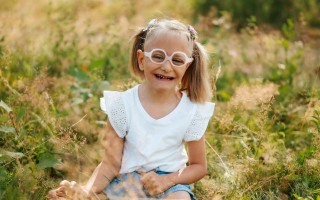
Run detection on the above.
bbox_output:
[183,93,215,118]
[195,101,215,118]
[100,86,139,138]
[183,97,215,142]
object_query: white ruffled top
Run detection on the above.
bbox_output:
[100,85,215,173]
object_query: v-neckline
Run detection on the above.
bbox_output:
[134,85,186,122]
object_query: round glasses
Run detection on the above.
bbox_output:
[144,48,193,67]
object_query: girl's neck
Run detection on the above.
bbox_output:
[139,83,181,104]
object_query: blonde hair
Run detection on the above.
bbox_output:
[130,19,211,103]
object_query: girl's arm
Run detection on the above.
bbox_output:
[48,120,124,199]
[140,136,207,195]
[167,135,207,183]
[84,120,124,193]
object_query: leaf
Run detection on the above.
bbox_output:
[37,153,62,169]
[0,126,16,134]
[279,132,285,138]
[0,149,24,159]
[0,100,12,113]
[293,194,304,200]
[89,59,104,70]
[68,67,89,82]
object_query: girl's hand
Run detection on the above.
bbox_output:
[47,180,90,200]
[139,171,175,196]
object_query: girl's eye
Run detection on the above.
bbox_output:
[153,54,163,59]
[173,59,183,63]
[152,54,164,61]
[172,58,185,65]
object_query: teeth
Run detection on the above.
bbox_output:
[156,74,173,80]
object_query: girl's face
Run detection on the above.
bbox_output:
[137,30,193,92]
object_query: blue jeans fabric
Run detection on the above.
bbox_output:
[103,170,196,200]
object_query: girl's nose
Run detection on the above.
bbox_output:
[161,60,173,72]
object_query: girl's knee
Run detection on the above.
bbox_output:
[164,191,191,199]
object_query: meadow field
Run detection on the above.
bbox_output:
[0,0,319,199]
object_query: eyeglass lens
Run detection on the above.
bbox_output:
[151,50,187,66]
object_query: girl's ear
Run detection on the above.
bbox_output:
[137,49,144,71]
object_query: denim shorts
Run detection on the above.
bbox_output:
[103,170,196,200]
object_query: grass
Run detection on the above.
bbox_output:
[0,0,319,199]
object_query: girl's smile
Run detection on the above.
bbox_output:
[137,30,193,92]
[155,74,175,81]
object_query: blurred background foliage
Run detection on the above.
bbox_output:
[0,0,319,199]
[192,0,320,28]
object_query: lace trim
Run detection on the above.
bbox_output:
[102,92,127,138]
[184,103,214,141]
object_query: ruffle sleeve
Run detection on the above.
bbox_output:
[100,91,127,138]
[184,102,215,142]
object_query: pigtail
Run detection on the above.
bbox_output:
[181,41,212,103]
[130,29,147,79]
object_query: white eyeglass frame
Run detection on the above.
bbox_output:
[144,48,193,68]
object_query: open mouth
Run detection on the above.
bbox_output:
[155,74,175,80]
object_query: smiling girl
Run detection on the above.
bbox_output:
[48,18,215,200]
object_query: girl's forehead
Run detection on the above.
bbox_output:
[144,30,193,55]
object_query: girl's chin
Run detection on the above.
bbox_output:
[144,82,177,91]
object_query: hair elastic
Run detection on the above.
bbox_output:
[188,25,198,41]
[143,18,157,32]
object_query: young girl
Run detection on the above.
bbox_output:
[48,18,215,200]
